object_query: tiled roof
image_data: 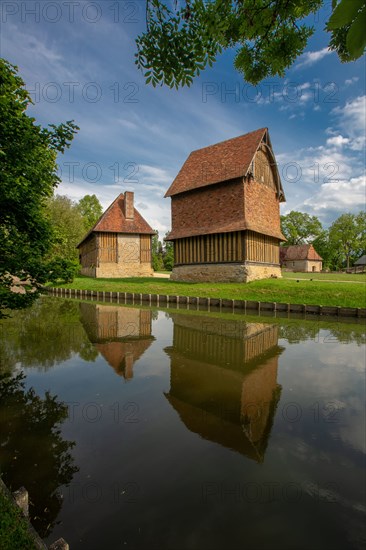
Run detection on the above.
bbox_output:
[165,128,270,197]
[77,194,155,247]
[282,244,323,261]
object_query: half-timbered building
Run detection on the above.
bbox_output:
[77,192,154,278]
[165,128,286,282]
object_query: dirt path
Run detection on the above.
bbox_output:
[291,278,366,284]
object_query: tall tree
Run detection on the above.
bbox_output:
[312,230,338,270]
[46,195,85,261]
[280,211,323,246]
[152,230,164,271]
[328,212,366,269]
[135,0,366,88]
[77,194,103,231]
[163,235,174,271]
[0,58,78,309]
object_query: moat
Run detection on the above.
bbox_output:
[0,297,365,550]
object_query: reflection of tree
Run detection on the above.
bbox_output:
[279,322,320,343]
[0,372,78,538]
[0,298,98,373]
[279,321,366,345]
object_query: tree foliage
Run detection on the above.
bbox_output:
[152,230,174,271]
[280,211,323,245]
[135,0,365,88]
[46,195,85,261]
[328,212,365,269]
[327,0,366,61]
[0,371,78,538]
[77,194,103,231]
[0,59,78,311]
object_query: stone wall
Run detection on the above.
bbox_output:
[170,262,282,283]
[284,260,322,272]
[81,234,153,278]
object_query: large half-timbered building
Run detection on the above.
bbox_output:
[165,128,286,282]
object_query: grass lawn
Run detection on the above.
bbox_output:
[49,275,366,308]
[282,271,366,282]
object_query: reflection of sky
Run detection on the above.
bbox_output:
[2,299,365,550]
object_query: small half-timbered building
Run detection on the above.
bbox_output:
[77,191,154,278]
[165,128,286,282]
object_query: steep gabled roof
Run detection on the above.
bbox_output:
[282,244,323,261]
[77,193,155,248]
[164,127,284,200]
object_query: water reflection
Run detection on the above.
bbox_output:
[164,313,284,462]
[0,298,97,373]
[0,298,364,550]
[0,372,78,538]
[79,303,155,379]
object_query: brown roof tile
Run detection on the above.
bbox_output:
[165,128,269,197]
[282,244,323,261]
[77,193,155,247]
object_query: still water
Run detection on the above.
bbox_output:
[0,297,365,550]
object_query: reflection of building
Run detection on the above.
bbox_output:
[80,303,154,379]
[164,313,283,462]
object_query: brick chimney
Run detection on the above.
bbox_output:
[124,191,134,220]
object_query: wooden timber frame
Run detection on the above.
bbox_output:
[174,230,279,266]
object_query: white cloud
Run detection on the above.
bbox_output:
[345,77,359,86]
[332,95,366,138]
[304,175,366,212]
[296,48,333,69]
[326,135,350,147]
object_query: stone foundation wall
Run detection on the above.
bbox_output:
[170,263,281,283]
[95,263,153,278]
[80,266,97,277]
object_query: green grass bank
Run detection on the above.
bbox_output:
[0,490,37,550]
[49,275,366,309]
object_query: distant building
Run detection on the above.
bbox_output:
[77,192,155,278]
[281,244,323,272]
[354,255,366,267]
[353,255,366,272]
[165,128,286,283]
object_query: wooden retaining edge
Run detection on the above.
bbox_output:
[0,477,68,549]
[44,287,366,319]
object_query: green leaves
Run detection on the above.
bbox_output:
[0,59,79,308]
[280,211,323,246]
[136,0,364,88]
[327,0,364,29]
[326,0,366,60]
[346,4,366,58]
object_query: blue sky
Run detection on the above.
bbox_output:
[1,1,365,236]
